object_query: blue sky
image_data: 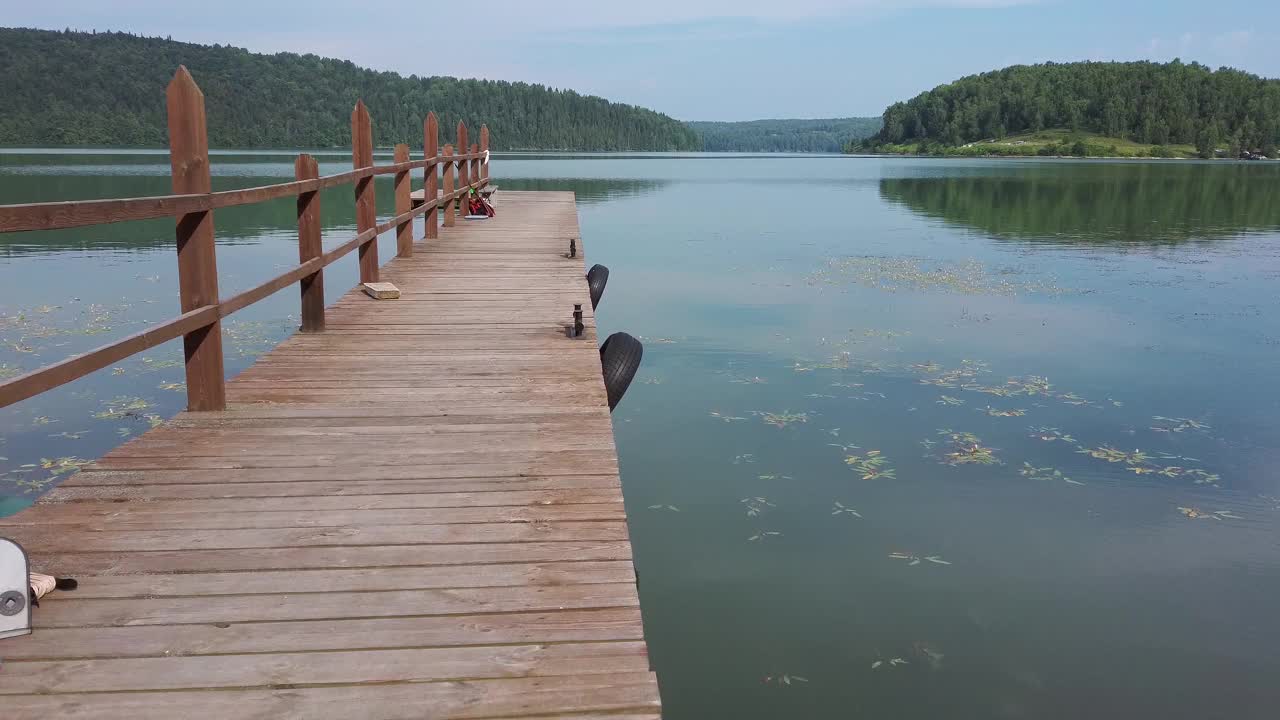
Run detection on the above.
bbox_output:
[2,0,1276,120]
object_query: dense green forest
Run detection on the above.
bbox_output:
[863,61,1280,157]
[0,27,699,151]
[688,117,881,152]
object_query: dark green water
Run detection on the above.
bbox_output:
[2,152,1280,718]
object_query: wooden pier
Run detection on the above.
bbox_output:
[0,69,659,718]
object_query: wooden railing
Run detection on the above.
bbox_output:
[0,66,491,412]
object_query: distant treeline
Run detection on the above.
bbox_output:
[864,60,1280,156]
[0,27,700,151]
[688,117,881,152]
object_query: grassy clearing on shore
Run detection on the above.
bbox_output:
[869,129,1201,158]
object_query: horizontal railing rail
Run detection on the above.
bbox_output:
[0,65,491,411]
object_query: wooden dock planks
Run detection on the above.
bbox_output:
[0,192,660,719]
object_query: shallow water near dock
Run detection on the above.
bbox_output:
[3,152,1280,718]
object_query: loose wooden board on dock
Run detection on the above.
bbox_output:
[0,191,660,719]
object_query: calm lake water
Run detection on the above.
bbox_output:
[3,152,1280,718]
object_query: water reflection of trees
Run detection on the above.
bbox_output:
[879,163,1280,245]
[0,175,371,255]
[497,178,668,205]
[0,173,668,255]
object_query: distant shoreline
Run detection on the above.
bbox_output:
[852,151,1273,162]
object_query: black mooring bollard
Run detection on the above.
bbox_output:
[573,304,584,337]
[569,238,577,258]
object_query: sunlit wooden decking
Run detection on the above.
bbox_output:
[0,192,660,719]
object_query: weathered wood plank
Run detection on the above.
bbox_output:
[33,540,637,575]
[1,673,661,719]
[29,583,641,628]
[1,606,646,659]
[0,641,652,693]
[10,517,630,544]
[35,560,638,599]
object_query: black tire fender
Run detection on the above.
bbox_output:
[587,264,609,310]
[600,332,642,411]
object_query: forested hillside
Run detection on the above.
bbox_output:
[0,27,700,151]
[687,117,881,152]
[865,61,1280,156]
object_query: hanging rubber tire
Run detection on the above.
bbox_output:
[600,332,643,411]
[587,264,609,310]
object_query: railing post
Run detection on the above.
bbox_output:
[295,154,324,333]
[424,112,439,240]
[166,66,226,412]
[480,124,490,182]
[470,143,480,188]
[457,121,470,199]
[351,100,378,283]
[393,144,412,258]
[442,144,455,227]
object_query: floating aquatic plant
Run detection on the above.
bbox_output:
[937,429,999,466]
[812,256,1073,296]
[1177,507,1241,520]
[94,395,153,420]
[1150,416,1211,434]
[981,406,1026,417]
[845,450,895,480]
[747,530,783,542]
[913,642,945,670]
[741,497,775,517]
[761,674,808,686]
[1076,445,1150,465]
[889,552,951,566]
[709,411,747,422]
[49,431,87,440]
[1029,426,1076,443]
[831,502,862,518]
[647,504,680,512]
[753,411,809,428]
[794,353,853,373]
[39,456,90,476]
[938,395,964,406]
[916,360,990,389]
[139,357,182,372]
[1020,462,1083,485]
